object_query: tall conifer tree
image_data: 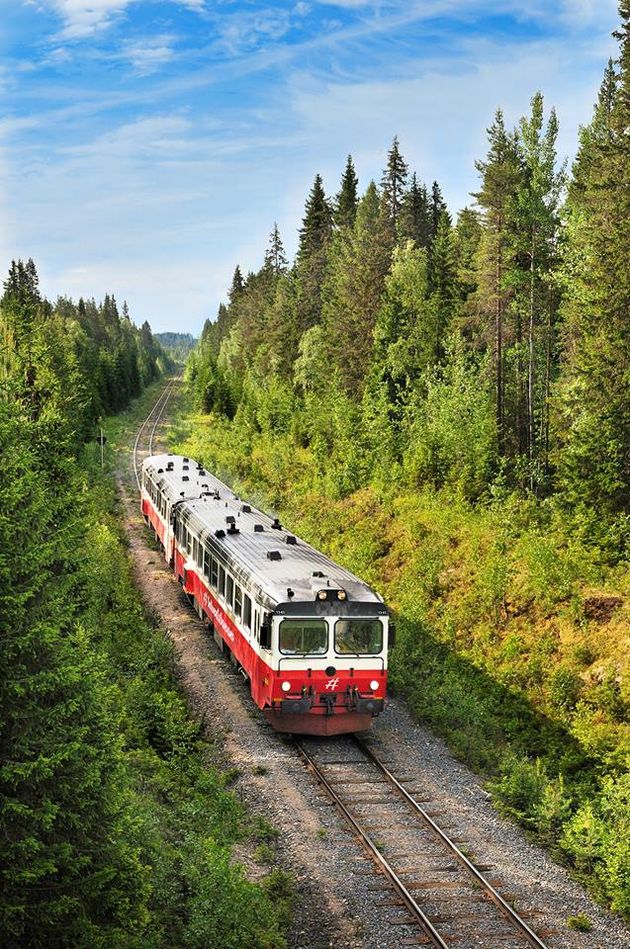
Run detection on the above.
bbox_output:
[381,136,408,236]
[335,155,359,229]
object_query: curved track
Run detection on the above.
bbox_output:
[133,379,178,491]
[295,735,551,949]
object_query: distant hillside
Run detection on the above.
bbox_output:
[155,332,197,362]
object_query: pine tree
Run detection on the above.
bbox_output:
[335,155,359,229]
[472,109,522,455]
[513,92,564,483]
[381,136,408,235]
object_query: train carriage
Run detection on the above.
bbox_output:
[141,453,392,735]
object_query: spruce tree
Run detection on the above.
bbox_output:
[0,391,147,946]
[264,222,288,277]
[429,181,450,240]
[228,265,244,303]
[296,174,333,332]
[555,8,630,538]
[335,155,359,229]
[381,136,408,236]
[400,174,431,248]
[323,181,393,393]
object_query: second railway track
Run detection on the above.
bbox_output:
[296,734,553,948]
[133,378,178,490]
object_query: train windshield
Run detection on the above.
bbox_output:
[335,619,383,656]
[279,619,327,655]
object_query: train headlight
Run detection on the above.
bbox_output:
[317,590,327,600]
[337,590,347,600]
[370,680,379,691]
[281,681,292,692]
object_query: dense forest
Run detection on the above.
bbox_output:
[184,7,630,919]
[0,265,288,947]
[155,332,197,364]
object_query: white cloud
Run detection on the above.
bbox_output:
[41,0,205,39]
[121,34,178,75]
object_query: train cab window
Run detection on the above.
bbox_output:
[218,565,226,598]
[211,558,218,589]
[226,575,234,608]
[334,619,383,655]
[234,585,242,618]
[243,595,252,629]
[279,619,327,655]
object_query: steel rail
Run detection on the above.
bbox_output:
[354,736,549,949]
[133,381,175,491]
[148,380,175,456]
[294,738,451,949]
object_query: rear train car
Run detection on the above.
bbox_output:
[141,454,392,735]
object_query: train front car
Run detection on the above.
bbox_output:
[265,580,389,736]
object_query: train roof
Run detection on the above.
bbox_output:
[143,453,386,613]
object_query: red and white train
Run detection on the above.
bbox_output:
[141,454,392,735]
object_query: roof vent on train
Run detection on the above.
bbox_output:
[312,570,326,578]
[267,550,282,561]
[182,476,189,482]
[285,535,297,545]
[183,457,189,462]
[227,524,240,536]
[166,461,174,471]
[183,465,189,471]
[241,504,251,513]
[271,518,282,530]
[225,515,236,524]
[215,529,226,538]
[157,468,164,473]
[254,524,264,532]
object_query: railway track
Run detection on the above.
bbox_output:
[295,735,552,948]
[133,378,178,490]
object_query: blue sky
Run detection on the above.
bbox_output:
[1,1,620,334]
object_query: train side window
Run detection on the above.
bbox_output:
[243,595,252,629]
[186,530,192,556]
[218,565,226,598]
[203,547,210,578]
[226,575,234,608]
[234,585,242,618]
[254,609,260,638]
[211,557,218,589]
